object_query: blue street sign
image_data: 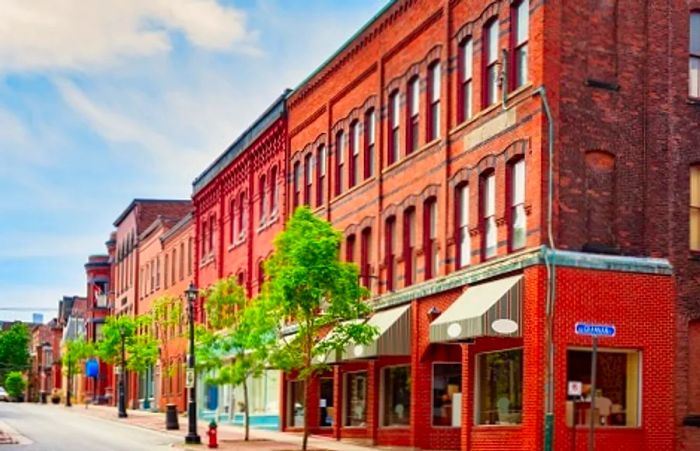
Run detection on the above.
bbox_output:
[85,358,99,378]
[574,322,616,337]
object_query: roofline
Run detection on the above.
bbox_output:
[84,261,110,270]
[192,90,291,195]
[113,199,191,227]
[161,212,193,243]
[289,0,397,97]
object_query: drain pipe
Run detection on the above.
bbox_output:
[532,86,556,451]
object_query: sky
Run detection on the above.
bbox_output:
[0,0,387,322]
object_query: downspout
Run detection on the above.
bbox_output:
[532,86,556,451]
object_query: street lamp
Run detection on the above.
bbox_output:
[184,282,201,445]
[118,324,127,418]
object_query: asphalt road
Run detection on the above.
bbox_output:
[0,402,178,450]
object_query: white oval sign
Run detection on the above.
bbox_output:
[353,345,364,357]
[447,323,462,338]
[491,319,518,335]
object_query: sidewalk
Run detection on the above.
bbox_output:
[50,404,384,451]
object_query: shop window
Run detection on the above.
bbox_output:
[455,183,470,268]
[459,38,473,122]
[335,130,345,196]
[316,145,326,206]
[319,378,334,427]
[566,349,640,427]
[407,77,420,154]
[385,216,397,292]
[381,366,411,427]
[481,172,497,258]
[403,207,417,286]
[511,0,529,90]
[509,158,526,250]
[483,18,500,107]
[364,109,375,179]
[388,90,400,165]
[691,12,700,98]
[423,197,438,279]
[304,153,313,206]
[288,380,305,428]
[691,165,700,251]
[433,363,462,427]
[477,349,523,425]
[350,120,360,188]
[345,372,367,427]
[293,161,301,209]
[427,61,441,141]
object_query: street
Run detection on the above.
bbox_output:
[0,403,178,450]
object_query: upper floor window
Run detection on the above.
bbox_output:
[455,183,470,269]
[360,227,372,289]
[484,19,500,107]
[346,234,356,263]
[459,38,474,122]
[238,192,247,239]
[316,145,326,207]
[336,131,345,196]
[304,153,313,206]
[188,237,193,275]
[350,121,360,188]
[509,158,526,250]
[270,166,279,215]
[164,255,169,289]
[293,161,301,209]
[407,77,420,155]
[171,249,177,286]
[511,0,529,90]
[259,174,267,221]
[691,12,700,98]
[385,216,397,292]
[201,218,208,256]
[258,260,265,291]
[208,214,215,253]
[427,62,441,141]
[691,165,700,251]
[481,172,497,258]
[403,207,417,287]
[179,242,185,280]
[364,109,375,179]
[229,198,236,243]
[423,197,438,279]
[388,90,400,165]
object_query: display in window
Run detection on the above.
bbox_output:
[477,349,523,425]
[432,364,462,427]
[345,372,367,427]
[288,380,305,428]
[382,366,411,427]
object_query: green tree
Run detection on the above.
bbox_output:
[0,323,30,381]
[152,295,184,406]
[265,207,378,451]
[196,277,277,441]
[4,371,27,399]
[62,338,95,406]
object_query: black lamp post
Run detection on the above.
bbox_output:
[118,326,127,418]
[184,282,201,445]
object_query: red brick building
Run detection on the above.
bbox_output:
[84,254,113,403]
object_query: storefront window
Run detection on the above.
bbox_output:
[288,380,305,428]
[345,372,367,427]
[319,378,334,427]
[382,366,411,427]
[433,363,462,427]
[566,349,640,427]
[477,349,523,425]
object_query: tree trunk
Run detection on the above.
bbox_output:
[302,378,310,451]
[243,377,250,441]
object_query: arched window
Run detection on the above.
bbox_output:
[691,12,700,98]
[346,233,356,263]
[423,197,438,279]
[230,197,236,243]
[403,206,416,286]
[335,131,345,196]
[360,226,372,289]
[349,120,360,188]
[459,38,474,122]
[406,77,420,154]
[455,183,470,268]
[385,216,397,292]
[480,171,497,258]
[483,18,500,107]
[427,61,441,140]
[364,109,375,179]
[388,90,400,165]
[511,0,529,90]
[293,161,301,209]
[304,153,313,205]
[316,145,326,207]
[508,157,527,250]
[259,174,267,221]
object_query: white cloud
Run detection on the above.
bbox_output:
[0,0,258,73]
[0,231,108,259]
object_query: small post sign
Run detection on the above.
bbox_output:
[574,322,616,451]
[185,368,195,389]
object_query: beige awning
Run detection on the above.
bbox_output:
[343,304,411,360]
[429,274,523,343]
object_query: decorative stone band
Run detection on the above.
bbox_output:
[429,274,523,343]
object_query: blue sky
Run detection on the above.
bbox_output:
[0,0,387,322]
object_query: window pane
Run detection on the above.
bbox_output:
[488,20,499,63]
[691,57,700,98]
[463,40,473,81]
[319,378,334,427]
[516,0,529,45]
[409,78,419,115]
[477,349,523,425]
[463,80,472,120]
[431,63,441,102]
[289,380,305,428]
[691,166,700,206]
[382,366,411,426]
[337,133,345,163]
[391,93,400,126]
[429,201,437,239]
[433,364,462,426]
[488,65,499,104]
[352,123,360,155]
[486,174,496,216]
[692,13,700,55]
[346,372,367,427]
[513,159,525,204]
[516,45,528,87]
[459,185,469,226]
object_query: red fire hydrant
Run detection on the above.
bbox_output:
[207,420,218,449]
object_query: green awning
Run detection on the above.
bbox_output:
[429,274,523,343]
[343,304,411,360]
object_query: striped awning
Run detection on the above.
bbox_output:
[343,304,411,360]
[429,274,523,343]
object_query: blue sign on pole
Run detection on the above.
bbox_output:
[574,322,616,337]
[85,358,99,378]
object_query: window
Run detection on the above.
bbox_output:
[511,0,529,90]
[427,62,441,141]
[171,249,177,286]
[460,38,474,122]
[481,172,497,258]
[319,378,334,427]
[509,158,526,250]
[259,174,267,221]
[349,121,360,188]
[188,237,193,275]
[403,207,416,286]
[433,363,462,427]
[336,131,345,196]
[360,227,372,289]
[156,257,160,289]
[483,19,500,107]
[691,165,700,251]
[293,161,301,209]
[271,166,279,215]
[288,380,305,428]
[208,214,215,253]
[230,198,236,244]
[346,234,356,263]
[424,198,438,279]
[239,192,247,239]
[691,12,700,97]
[201,219,207,256]
[164,256,169,289]
[477,349,523,425]
[179,242,185,280]
[566,349,640,427]
[382,366,411,427]
[364,109,375,179]
[407,77,420,154]
[316,145,326,206]
[345,372,367,427]
[385,216,397,292]
[304,153,313,205]
[456,184,470,268]
[388,90,400,165]
[258,260,265,289]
